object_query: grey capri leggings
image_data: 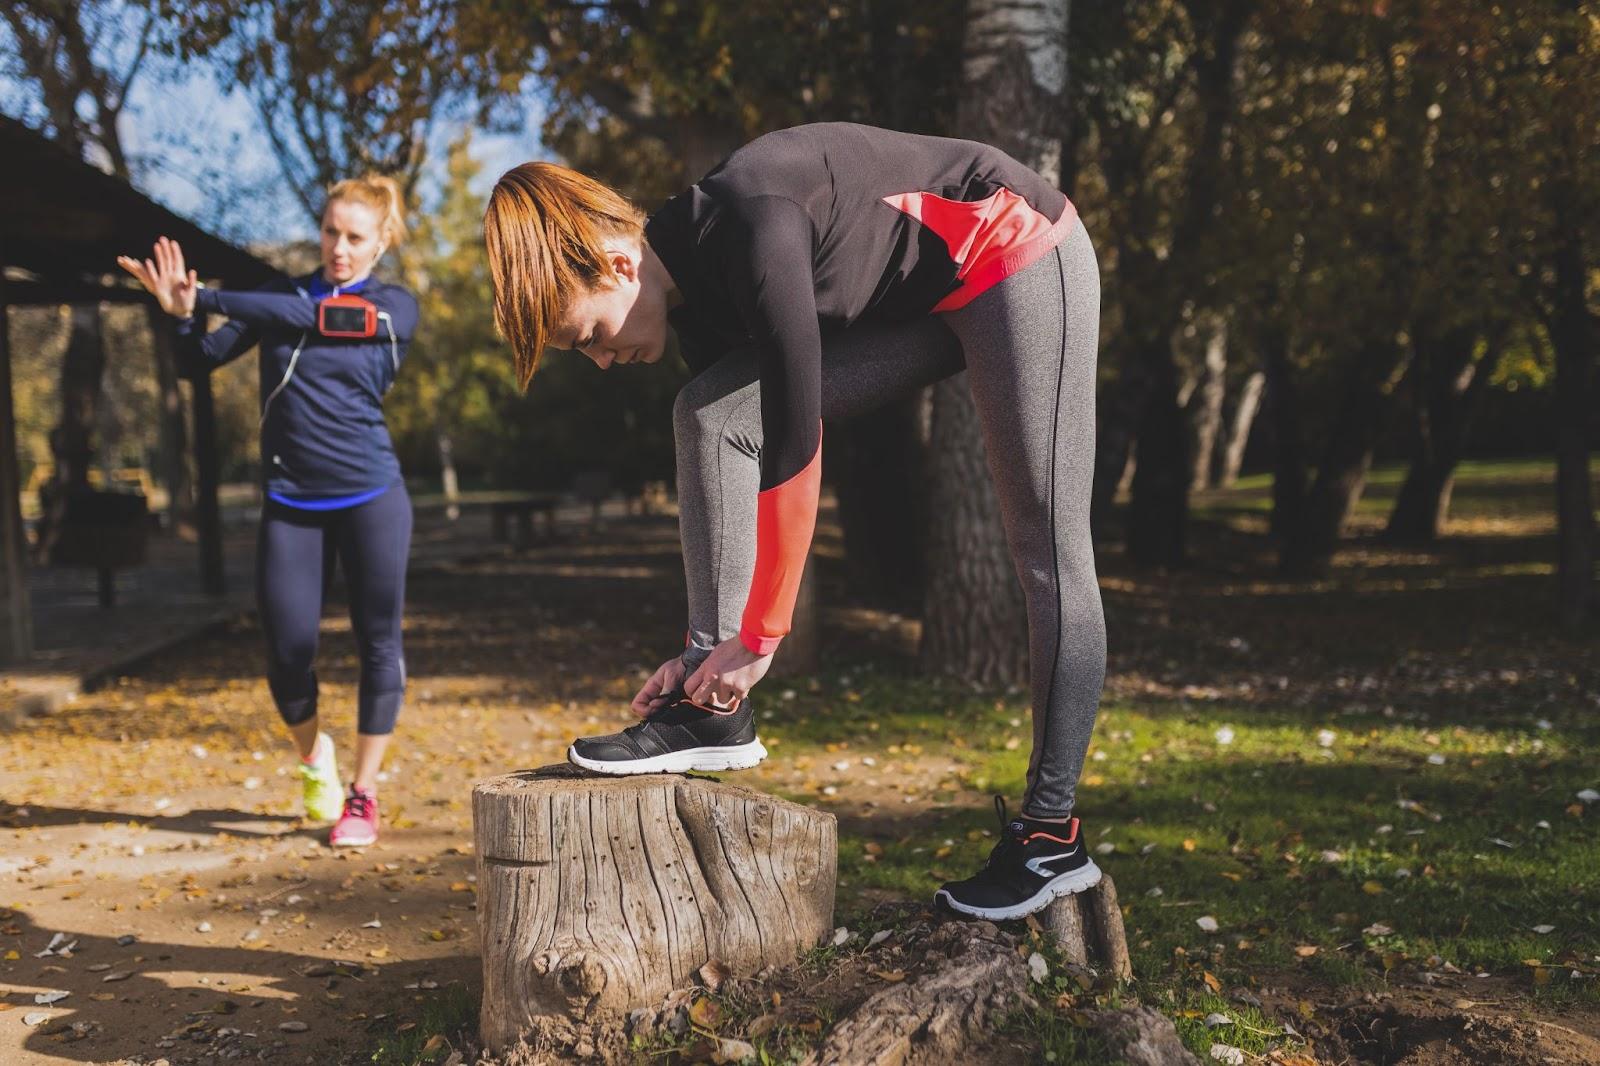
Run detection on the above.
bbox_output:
[673,218,1104,818]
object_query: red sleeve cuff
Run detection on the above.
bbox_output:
[739,627,785,656]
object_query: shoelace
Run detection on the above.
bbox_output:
[622,697,678,735]
[344,791,375,820]
[623,691,714,735]
[982,795,1026,870]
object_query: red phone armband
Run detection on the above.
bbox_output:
[318,294,378,337]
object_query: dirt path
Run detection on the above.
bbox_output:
[0,519,706,1065]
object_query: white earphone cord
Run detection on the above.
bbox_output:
[261,291,398,426]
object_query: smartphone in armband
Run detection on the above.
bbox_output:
[318,294,378,337]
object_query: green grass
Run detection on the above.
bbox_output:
[752,456,1599,1060]
[366,982,477,1066]
[1192,456,1564,524]
[766,672,1599,979]
[751,667,1598,1063]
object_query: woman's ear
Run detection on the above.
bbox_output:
[611,246,641,284]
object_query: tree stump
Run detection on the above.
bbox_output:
[473,765,837,1051]
[1038,872,1133,980]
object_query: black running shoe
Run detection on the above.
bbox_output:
[566,691,767,774]
[934,797,1102,920]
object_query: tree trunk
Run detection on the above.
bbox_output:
[922,374,1030,684]
[922,0,1067,684]
[55,304,106,489]
[1217,370,1264,487]
[146,308,194,535]
[35,304,108,560]
[1262,324,1306,548]
[1119,4,1249,567]
[473,766,836,1052]
[831,402,925,608]
[1187,313,1228,492]
[1387,461,1455,546]
[437,427,461,521]
[1127,340,1189,566]
[1384,327,1491,545]
[1280,345,1404,577]
[1550,237,1595,629]
[1091,388,1136,539]
[0,274,33,663]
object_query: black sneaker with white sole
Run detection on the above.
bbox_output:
[567,691,767,775]
[934,796,1102,921]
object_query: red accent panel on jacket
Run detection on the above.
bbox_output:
[882,188,1078,311]
[739,430,822,655]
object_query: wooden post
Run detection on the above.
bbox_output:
[473,765,837,1052]
[190,371,224,596]
[0,261,33,663]
[1038,872,1133,981]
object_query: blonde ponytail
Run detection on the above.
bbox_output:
[327,173,407,248]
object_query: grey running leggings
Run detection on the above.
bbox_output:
[674,219,1103,817]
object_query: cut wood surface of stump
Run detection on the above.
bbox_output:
[473,765,838,1051]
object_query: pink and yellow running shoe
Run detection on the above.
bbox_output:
[328,786,379,847]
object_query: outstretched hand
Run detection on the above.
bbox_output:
[684,637,774,710]
[117,236,198,318]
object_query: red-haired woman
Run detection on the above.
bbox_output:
[484,123,1104,920]
[119,175,418,848]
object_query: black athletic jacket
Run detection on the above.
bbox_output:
[644,122,1076,654]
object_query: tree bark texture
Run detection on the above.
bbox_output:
[1384,326,1492,545]
[35,304,108,561]
[0,275,33,663]
[473,766,837,1052]
[802,919,1034,1066]
[1111,3,1250,567]
[831,403,925,609]
[1550,235,1595,629]
[922,0,1067,685]
[436,427,461,521]
[1038,872,1133,980]
[921,373,1030,685]
[1217,370,1265,487]
[1261,318,1307,547]
[1279,345,1405,577]
[805,877,1131,1065]
[1128,346,1190,566]
[1187,314,1228,492]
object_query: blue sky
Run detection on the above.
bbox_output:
[117,67,550,246]
[1,4,550,247]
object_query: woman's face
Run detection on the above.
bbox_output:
[554,244,670,370]
[321,199,386,285]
